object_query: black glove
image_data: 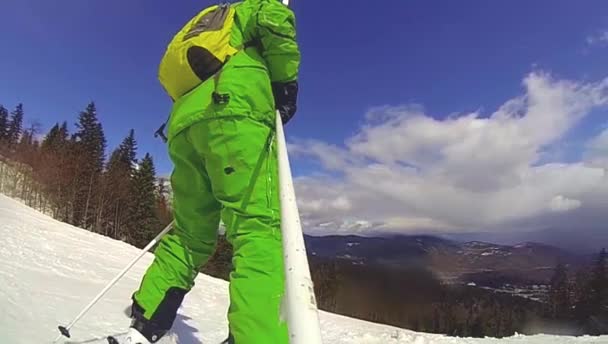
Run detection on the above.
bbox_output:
[272,80,299,124]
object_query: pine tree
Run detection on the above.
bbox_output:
[129,153,161,248]
[6,103,24,149]
[59,121,69,139]
[41,122,70,158]
[122,129,137,167]
[155,177,173,226]
[14,121,41,168]
[100,129,137,238]
[16,126,41,205]
[39,124,62,202]
[573,270,591,320]
[52,122,73,221]
[589,248,607,315]
[572,249,608,334]
[549,262,571,319]
[41,124,60,150]
[19,128,34,150]
[0,105,8,146]
[71,102,106,229]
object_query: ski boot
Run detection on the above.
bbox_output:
[107,328,151,344]
[120,301,169,343]
[124,328,151,344]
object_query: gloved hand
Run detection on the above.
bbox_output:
[272,80,299,125]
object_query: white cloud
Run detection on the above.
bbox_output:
[586,30,608,46]
[292,72,608,235]
[585,127,608,168]
[549,195,582,212]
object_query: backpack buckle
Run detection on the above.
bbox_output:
[154,123,168,143]
[212,92,230,104]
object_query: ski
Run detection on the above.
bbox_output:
[106,335,231,344]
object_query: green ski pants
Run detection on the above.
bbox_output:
[133,117,288,344]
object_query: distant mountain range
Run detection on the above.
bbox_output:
[440,227,608,254]
[304,234,590,286]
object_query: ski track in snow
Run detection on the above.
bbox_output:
[0,194,606,344]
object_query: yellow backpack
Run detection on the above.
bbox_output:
[158,3,239,101]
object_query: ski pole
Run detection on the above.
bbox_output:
[276,4,322,342]
[53,221,174,343]
[276,109,323,341]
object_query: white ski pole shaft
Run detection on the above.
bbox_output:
[54,221,174,343]
[276,111,323,344]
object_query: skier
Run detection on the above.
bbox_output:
[125,0,300,343]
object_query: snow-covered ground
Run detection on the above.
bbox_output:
[0,194,606,344]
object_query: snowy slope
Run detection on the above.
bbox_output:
[0,195,606,344]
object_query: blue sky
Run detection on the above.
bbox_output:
[3,0,608,237]
[1,0,606,173]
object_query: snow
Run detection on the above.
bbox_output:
[0,194,606,344]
